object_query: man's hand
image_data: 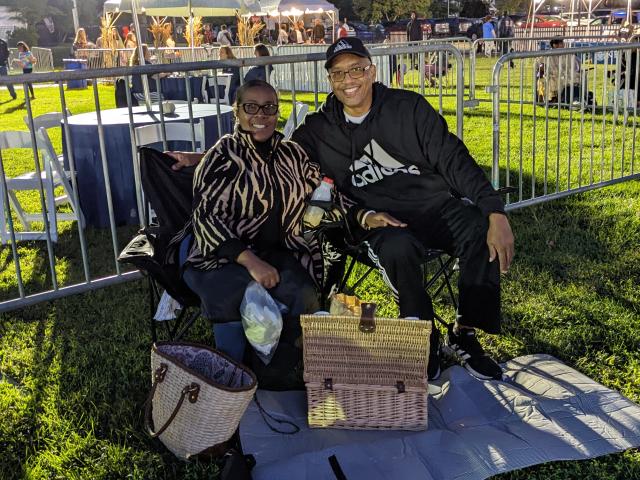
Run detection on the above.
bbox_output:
[364,212,408,229]
[236,250,280,289]
[487,213,514,273]
[165,151,204,171]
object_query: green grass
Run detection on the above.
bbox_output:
[0,80,639,479]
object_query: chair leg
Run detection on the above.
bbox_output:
[148,277,160,343]
[171,308,200,341]
[7,191,30,231]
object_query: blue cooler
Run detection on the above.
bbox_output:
[63,58,88,89]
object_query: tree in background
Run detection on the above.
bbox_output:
[354,0,432,22]
[330,0,358,22]
[460,0,489,18]
[495,0,529,14]
[6,0,103,45]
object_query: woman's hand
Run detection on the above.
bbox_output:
[236,250,280,289]
[165,151,204,171]
[364,212,407,229]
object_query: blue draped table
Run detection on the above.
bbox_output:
[160,75,205,102]
[64,104,234,228]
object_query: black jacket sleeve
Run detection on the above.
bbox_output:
[414,96,505,217]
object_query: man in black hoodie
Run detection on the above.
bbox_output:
[292,38,515,381]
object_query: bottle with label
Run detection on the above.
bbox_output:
[303,177,333,228]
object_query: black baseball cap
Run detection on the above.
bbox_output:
[324,37,371,69]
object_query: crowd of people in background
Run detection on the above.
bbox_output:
[64,16,332,58]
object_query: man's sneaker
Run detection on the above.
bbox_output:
[443,324,503,380]
[408,316,441,381]
[428,342,441,381]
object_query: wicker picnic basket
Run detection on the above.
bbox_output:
[145,342,257,460]
[301,303,431,431]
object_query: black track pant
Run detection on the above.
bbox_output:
[360,197,501,334]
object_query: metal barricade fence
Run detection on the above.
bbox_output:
[8,47,54,73]
[469,35,624,104]
[490,43,639,211]
[0,44,464,313]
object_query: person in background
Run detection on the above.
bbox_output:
[0,35,16,100]
[72,28,95,59]
[218,45,240,104]
[12,41,36,99]
[482,15,496,57]
[407,11,423,42]
[338,18,350,38]
[311,18,326,44]
[244,43,272,83]
[536,37,582,105]
[278,23,290,45]
[299,20,309,42]
[217,24,234,46]
[290,21,307,44]
[497,12,514,55]
[406,11,423,69]
[203,23,216,44]
[124,32,137,49]
[619,46,639,108]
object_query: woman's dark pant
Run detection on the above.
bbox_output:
[360,197,501,334]
[183,250,319,332]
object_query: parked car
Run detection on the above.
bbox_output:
[382,18,432,39]
[339,21,386,43]
[560,12,599,27]
[522,15,566,28]
[428,17,476,37]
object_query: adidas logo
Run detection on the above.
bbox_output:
[333,40,352,53]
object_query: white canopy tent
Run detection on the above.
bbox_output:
[244,0,338,42]
[103,0,260,108]
[104,0,260,17]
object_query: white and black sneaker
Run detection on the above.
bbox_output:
[443,324,503,380]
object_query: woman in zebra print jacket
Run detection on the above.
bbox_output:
[173,80,323,370]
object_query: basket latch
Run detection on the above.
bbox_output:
[324,378,333,390]
[359,303,377,333]
[396,381,405,394]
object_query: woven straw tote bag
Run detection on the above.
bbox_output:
[145,342,257,460]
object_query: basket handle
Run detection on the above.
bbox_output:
[359,303,376,333]
[144,363,200,438]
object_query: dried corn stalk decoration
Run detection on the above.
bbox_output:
[183,16,203,47]
[149,16,171,49]
[237,14,264,46]
[100,12,123,68]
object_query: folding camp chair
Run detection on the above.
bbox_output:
[118,148,201,342]
[312,201,457,328]
[313,186,517,327]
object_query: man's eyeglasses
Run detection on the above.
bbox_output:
[328,63,373,82]
[240,103,279,115]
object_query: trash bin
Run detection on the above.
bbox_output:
[63,58,88,89]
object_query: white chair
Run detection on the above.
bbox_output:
[202,73,232,105]
[282,102,310,141]
[23,111,84,228]
[0,130,81,243]
[134,121,207,225]
[134,121,206,153]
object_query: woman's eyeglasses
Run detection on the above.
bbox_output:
[241,103,279,115]
[328,63,373,82]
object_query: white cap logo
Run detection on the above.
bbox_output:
[333,40,352,53]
